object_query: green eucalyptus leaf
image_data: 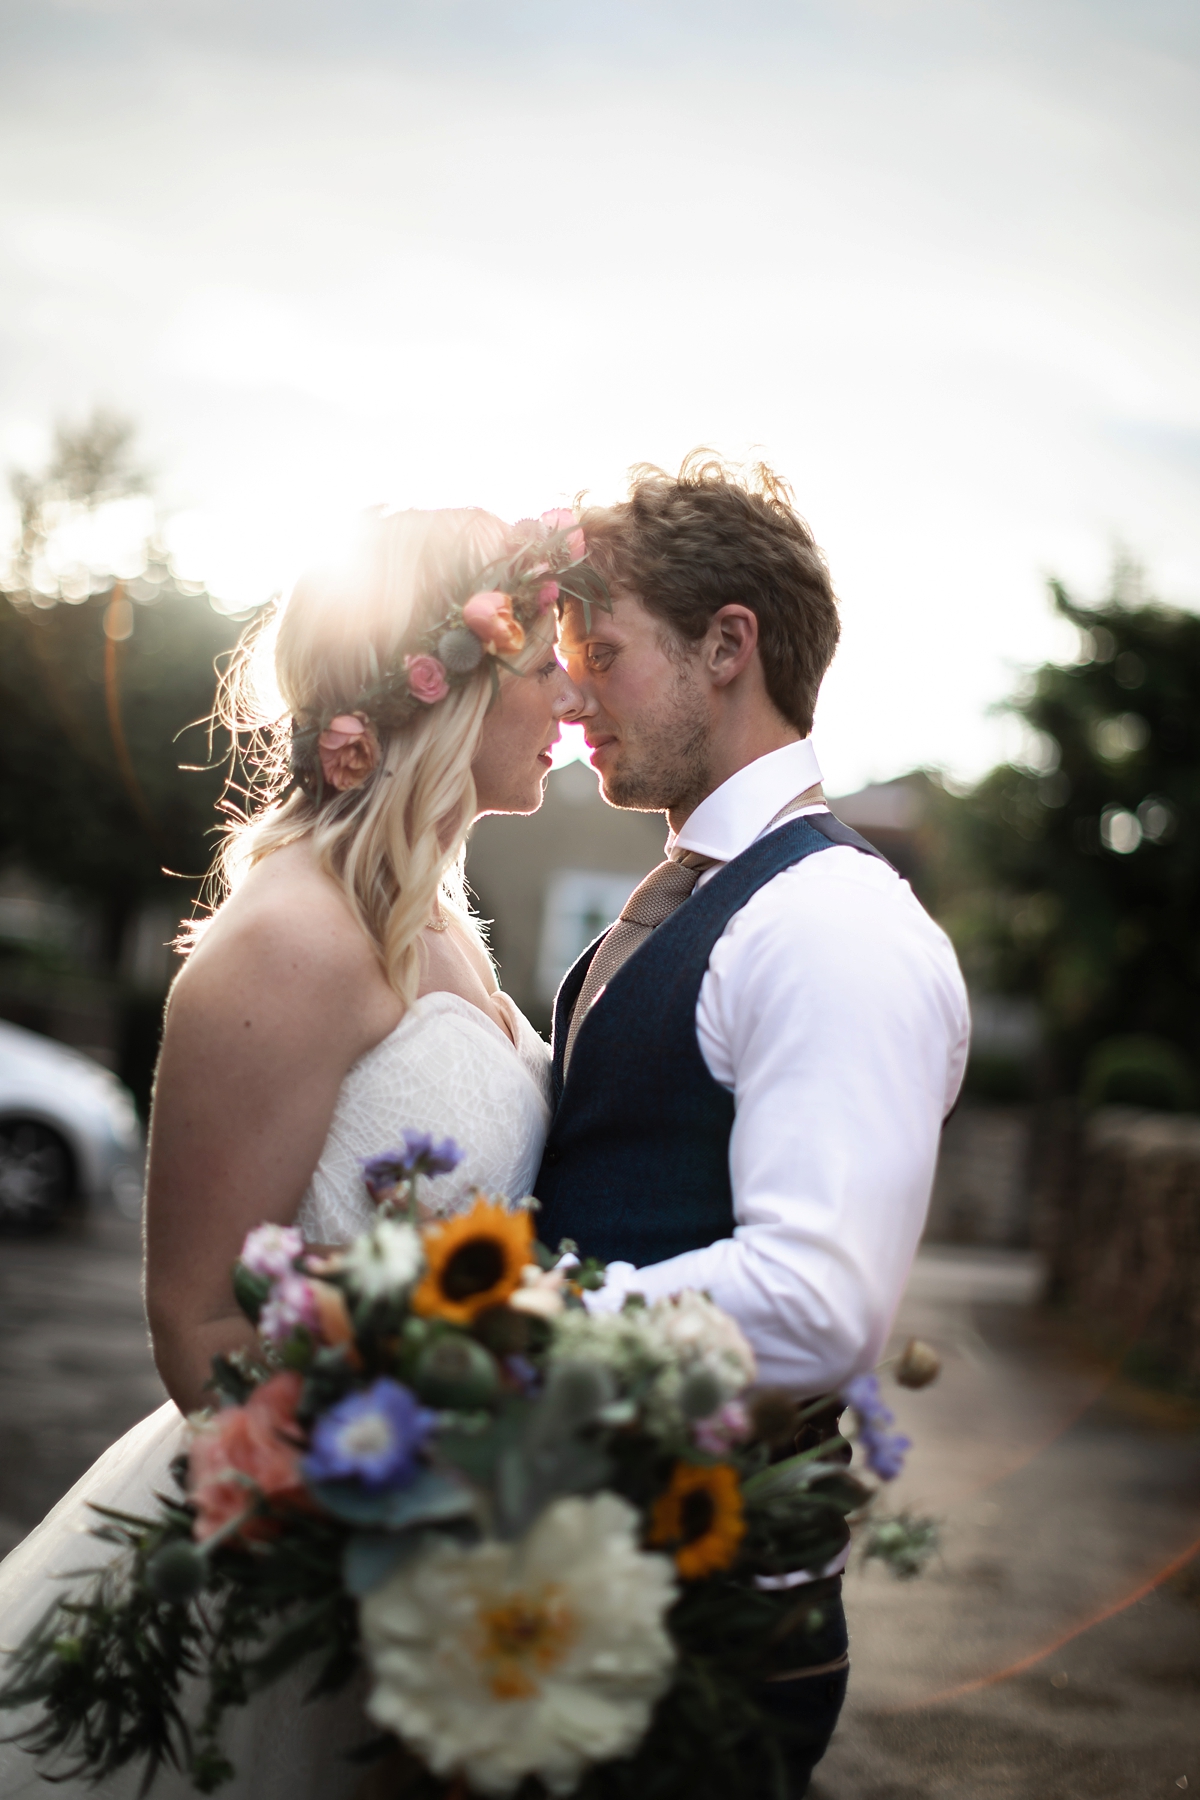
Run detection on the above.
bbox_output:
[342,1533,413,1597]
[527,1437,611,1501]
[436,1399,526,1489]
[494,1445,531,1539]
[309,1467,475,1530]
[340,1528,474,1597]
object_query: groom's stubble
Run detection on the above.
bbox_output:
[598,650,714,819]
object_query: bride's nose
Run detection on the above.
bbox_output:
[553,671,587,721]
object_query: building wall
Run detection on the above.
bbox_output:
[465,760,666,1035]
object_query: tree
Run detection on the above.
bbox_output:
[955,560,1200,1096]
[0,413,245,966]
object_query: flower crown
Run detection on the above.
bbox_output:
[289,509,607,798]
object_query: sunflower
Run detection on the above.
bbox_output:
[412,1195,535,1325]
[648,1461,745,1580]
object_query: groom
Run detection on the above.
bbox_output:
[535,454,969,1795]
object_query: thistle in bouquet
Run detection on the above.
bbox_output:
[1,1130,941,1800]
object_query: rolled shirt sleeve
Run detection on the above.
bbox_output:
[585,847,970,1395]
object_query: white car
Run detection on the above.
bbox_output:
[0,1020,145,1229]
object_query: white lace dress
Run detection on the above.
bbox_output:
[0,992,551,1800]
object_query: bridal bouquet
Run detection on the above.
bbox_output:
[1,1136,936,1800]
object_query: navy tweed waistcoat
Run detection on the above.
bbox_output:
[534,812,887,1267]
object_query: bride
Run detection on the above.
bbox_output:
[0,505,585,1797]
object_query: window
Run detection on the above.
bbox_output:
[534,870,645,1004]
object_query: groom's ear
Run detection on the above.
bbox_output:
[705,605,760,689]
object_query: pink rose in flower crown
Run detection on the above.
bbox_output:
[317,712,380,792]
[404,654,449,704]
[461,590,526,656]
[537,580,559,613]
[188,1372,308,1543]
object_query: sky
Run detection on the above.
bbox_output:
[1,0,1198,792]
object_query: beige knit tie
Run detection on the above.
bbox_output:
[562,848,717,1072]
[561,782,825,1074]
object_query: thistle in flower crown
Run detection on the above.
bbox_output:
[290,508,606,798]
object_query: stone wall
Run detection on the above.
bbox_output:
[1038,1106,1200,1387]
[924,1102,1034,1248]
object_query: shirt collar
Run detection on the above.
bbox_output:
[667,739,824,863]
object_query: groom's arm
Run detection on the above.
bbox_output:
[585,849,970,1395]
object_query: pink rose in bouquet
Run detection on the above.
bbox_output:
[188,1372,309,1543]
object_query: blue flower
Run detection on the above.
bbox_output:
[860,1426,911,1482]
[504,1353,543,1397]
[361,1133,464,1197]
[844,1373,884,1415]
[419,1134,464,1176]
[844,1373,912,1483]
[304,1379,436,1491]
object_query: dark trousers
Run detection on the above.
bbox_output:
[752,1576,848,1798]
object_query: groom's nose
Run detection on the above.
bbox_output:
[561,674,597,721]
[554,669,589,720]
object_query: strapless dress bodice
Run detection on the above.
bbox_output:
[295,990,552,1244]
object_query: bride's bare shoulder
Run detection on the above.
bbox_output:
[170,840,394,1043]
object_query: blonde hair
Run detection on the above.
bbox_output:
[213,507,507,1003]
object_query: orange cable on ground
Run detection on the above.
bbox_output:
[892,1529,1200,1711]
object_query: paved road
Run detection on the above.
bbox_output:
[818,1248,1200,1800]
[0,1210,164,1557]
[1,1224,1197,1796]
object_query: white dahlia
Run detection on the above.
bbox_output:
[360,1494,677,1796]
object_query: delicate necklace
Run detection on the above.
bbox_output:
[425,915,449,932]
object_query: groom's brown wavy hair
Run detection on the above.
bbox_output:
[579,451,839,736]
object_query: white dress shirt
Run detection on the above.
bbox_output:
[585,740,971,1401]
